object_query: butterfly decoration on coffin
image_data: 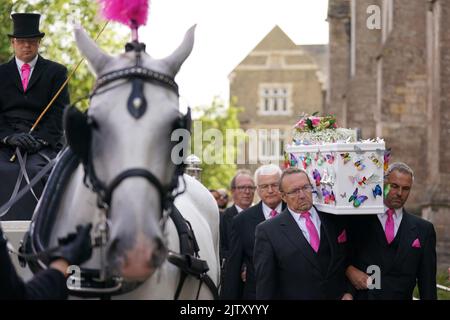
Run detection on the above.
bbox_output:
[290,153,298,166]
[340,152,351,165]
[315,152,325,166]
[325,153,335,164]
[300,153,312,169]
[372,184,382,198]
[322,188,336,205]
[354,160,366,171]
[348,188,368,208]
[321,168,335,186]
[384,148,391,172]
[312,169,321,187]
[354,145,365,157]
[349,173,381,188]
[369,153,382,168]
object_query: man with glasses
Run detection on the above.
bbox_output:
[346,162,437,300]
[219,170,255,293]
[254,167,352,299]
[0,13,69,220]
[221,164,285,300]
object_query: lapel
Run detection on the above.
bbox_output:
[368,215,389,270]
[251,201,265,224]
[317,209,338,277]
[230,205,238,218]
[390,210,417,271]
[8,58,23,92]
[27,55,47,92]
[279,208,322,274]
[371,214,387,247]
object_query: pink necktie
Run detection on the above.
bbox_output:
[300,211,320,253]
[385,208,395,244]
[21,63,31,91]
[270,209,278,218]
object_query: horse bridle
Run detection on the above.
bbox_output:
[67,41,191,296]
[85,42,189,215]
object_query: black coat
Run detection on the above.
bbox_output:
[254,208,350,300]
[0,55,69,220]
[0,55,69,149]
[0,228,68,300]
[220,201,286,300]
[347,211,437,300]
[219,205,239,265]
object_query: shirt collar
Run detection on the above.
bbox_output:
[380,206,403,219]
[287,206,318,221]
[234,204,244,213]
[15,55,38,70]
[262,202,282,219]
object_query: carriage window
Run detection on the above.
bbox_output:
[258,84,292,116]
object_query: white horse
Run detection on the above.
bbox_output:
[36,25,220,299]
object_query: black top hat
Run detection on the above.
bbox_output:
[8,13,45,38]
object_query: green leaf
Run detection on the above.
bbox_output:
[306,118,314,131]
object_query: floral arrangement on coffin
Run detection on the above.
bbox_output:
[292,113,357,145]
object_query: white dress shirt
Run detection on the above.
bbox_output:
[15,55,38,80]
[377,206,403,237]
[234,204,244,213]
[262,202,282,220]
[288,206,321,244]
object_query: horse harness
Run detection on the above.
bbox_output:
[19,41,218,299]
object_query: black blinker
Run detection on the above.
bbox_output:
[63,106,92,164]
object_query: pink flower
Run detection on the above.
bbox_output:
[295,119,305,129]
[311,117,321,127]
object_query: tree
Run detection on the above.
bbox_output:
[0,1,14,62]
[1,0,128,109]
[191,97,244,190]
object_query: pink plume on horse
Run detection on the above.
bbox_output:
[98,0,149,27]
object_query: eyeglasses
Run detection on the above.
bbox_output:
[284,185,313,197]
[234,185,256,192]
[14,38,40,45]
[258,183,280,191]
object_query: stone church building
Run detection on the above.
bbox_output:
[328,0,450,269]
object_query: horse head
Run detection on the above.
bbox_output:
[68,25,195,282]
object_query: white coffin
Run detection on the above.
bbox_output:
[285,141,385,215]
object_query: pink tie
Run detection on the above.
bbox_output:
[300,211,320,253]
[21,63,31,91]
[385,208,395,244]
[270,209,278,218]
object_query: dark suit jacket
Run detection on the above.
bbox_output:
[254,207,350,300]
[220,205,239,265]
[220,201,286,300]
[0,55,69,149]
[347,211,437,300]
